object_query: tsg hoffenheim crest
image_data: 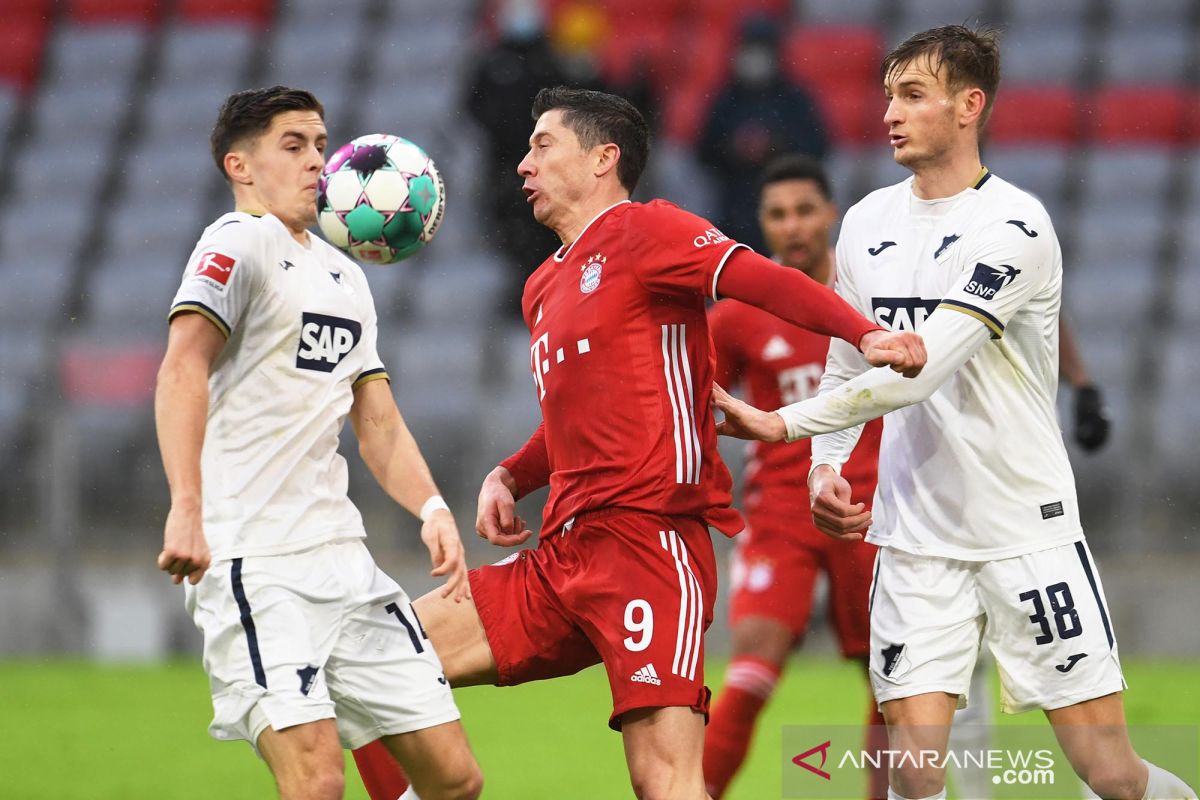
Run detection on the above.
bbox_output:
[580,253,605,294]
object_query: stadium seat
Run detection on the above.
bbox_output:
[263,22,360,90]
[1077,148,1172,214]
[177,0,274,26]
[156,25,255,90]
[797,0,883,25]
[67,0,162,25]
[812,83,877,147]
[1152,333,1200,472]
[784,26,883,90]
[1006,0,1091,25]
[409,253,509,325]
[0,87,20,144]
[141,82,234,143]
[60,340,161,407]
[891,0,996,42]
[0,19,50,91]
[41,25,148,92]
[0,255,76,328]
[1097,27,1191,85]
[984,146,1070,210]
[987,86,1079,144]
[1091,88,1188,145]
[28,81,133,147]
[1002,25,1087,85]
[1109,0,1193,25]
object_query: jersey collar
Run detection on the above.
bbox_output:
[553,200,631,263]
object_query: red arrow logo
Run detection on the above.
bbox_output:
[792,740,833,780]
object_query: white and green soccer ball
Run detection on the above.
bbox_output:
[317,134,446,264]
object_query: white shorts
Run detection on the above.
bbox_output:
[868,540,1126,714]
[185,539,460,750]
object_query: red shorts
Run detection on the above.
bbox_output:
[730,490,878,659]
[468,508,717,729]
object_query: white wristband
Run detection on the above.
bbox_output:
[419,495,450,522]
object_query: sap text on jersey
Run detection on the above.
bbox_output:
[871,298,940,332]
[693,227,729,248]
[296,312,362,372]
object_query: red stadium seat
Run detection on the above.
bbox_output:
[662,83,715,145]
[987,86,1080,144]
[784,26,884,90]
[68,0,162,24]
[6,0,53,23]
[814,82,878,147]
[0,18,49,91]
[599,19,674,89]
[178,0,273,26]
[1092,87,1188,144]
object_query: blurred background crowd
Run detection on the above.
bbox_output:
[0,0,1196,661]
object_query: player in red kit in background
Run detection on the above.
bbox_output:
[354,87,925,799]
[702,155,887,800]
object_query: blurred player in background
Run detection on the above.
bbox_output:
[155,85,481,800]
[352,86,926,799]
[702,154,888,799]
[712,26,1196,800]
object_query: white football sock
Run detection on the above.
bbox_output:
[399,788,422,800]
[1142,759,1198,800]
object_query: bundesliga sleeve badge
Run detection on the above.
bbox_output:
[194,251,237,289]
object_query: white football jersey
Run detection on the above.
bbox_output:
[169,212,388,560]
[814,170,1083,560]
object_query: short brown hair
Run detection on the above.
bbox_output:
[532,86,650,194]
[210,85,324,180]
[881,25,1001,131]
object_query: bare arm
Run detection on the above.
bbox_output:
[1058,315,1091,389]
[351,379,469,601]
[155,312,225,584]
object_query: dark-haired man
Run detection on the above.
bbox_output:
[389,87,925,798]
[713,27,1196,800]
[702,154,888,799]
[156,85,482,800]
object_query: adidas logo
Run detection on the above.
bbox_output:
[761,335,794,361]
[631,664,662,686]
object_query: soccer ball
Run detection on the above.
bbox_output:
[317,134,446,264]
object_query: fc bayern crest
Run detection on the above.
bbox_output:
[580,253,605,294]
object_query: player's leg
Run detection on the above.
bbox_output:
[185,551,350,799]
[258,720,346,800]
[981,541,1195,799]
[624,705,711,800]
[868,547,985,799]
[704,522,818,798]
[946,655,993,800]
[381,721,482,800]
[326,543,482,800]
[410,583,497,688]
[827,539,886,800]
[559,512,719,798]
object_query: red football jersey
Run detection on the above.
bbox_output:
[517,200,746,537]
[709,298,882,498]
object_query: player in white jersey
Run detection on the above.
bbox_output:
[155,86,482,800]
[713,26,1196,800]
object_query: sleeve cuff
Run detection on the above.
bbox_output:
[169,302,231,339]
[710,242,750,301]
[937,300,1004,339]
[352,367,390,389]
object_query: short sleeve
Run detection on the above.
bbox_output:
[628,201,749,301]
[938,214,1056,339]
[169,220,263,338]
[351,269,390,389]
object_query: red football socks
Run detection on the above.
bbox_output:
[351,740,409,800]
[703,655,781,798]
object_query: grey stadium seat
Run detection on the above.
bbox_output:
[408,253,509,325]
[141,82,235,144]
[40,25,146,92]
[985,147,1070,210]
[156,25,255,88]
[85,254,182,326]
[10,140,111,205]
[1108,0,1194,27]
[27,81,132,148]
[798,0,883,25]
[891,0,996,42]
[1006,0,1093,26]
[1096,27,1192,85]
[1077,148,1172,216]
[105,198,209,270]
[1002,25,1088,85]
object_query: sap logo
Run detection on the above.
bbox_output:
[296,312,361,372]
[693,227,729,248]
[964,262,1020,300]
[872,297,940,331]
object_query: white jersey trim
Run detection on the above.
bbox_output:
[552,200,632,263]
[660,530,703,681]
[661,324,702,485]
[710,242,750,301]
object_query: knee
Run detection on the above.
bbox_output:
[890,767,944,800]
[420,764,484,800]
[1079,761,1144,800]
[630,771,703,800]
[278,761,344,800]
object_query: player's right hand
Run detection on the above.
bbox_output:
[158,504,211,585]
[860,329,927,377]
[476,467,532,547]
[808,465,871,542]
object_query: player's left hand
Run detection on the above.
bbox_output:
[421,509,470,602]
[1073,384,1110,452]
[860,329,927,377]
[809,465,871,541]
[712,383,787,442]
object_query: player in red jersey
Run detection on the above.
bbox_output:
[702,155,888,800]
[355,87,925,799]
